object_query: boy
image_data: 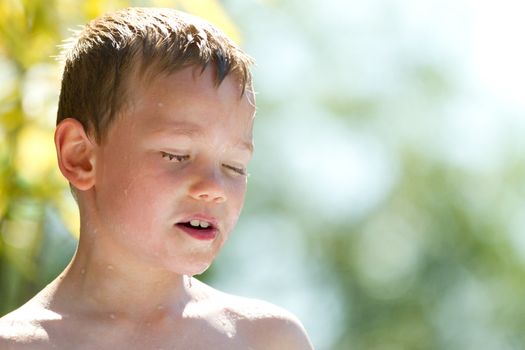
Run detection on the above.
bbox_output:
[0,7,313,349]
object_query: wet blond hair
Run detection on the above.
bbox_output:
[57,7,254,143]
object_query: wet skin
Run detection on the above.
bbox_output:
[0,67,313,350]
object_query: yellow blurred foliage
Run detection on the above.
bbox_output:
[0,170,6,219]
[0,0,25,31]
[81,0,129,20]
[0,193,6,222]
[2,216,39,251]
[55,190,80,238]
[0,0,59,68]
[14,123,56,185]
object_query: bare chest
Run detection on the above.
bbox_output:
[34,315,253,350]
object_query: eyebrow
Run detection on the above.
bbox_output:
[150,121,254,153]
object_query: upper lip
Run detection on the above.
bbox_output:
[177,213,219,229]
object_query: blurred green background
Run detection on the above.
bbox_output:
[2,0,525,349]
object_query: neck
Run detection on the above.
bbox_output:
[48,230,194,321]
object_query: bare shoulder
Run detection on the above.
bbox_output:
[233,297,314,350]
[0,302,55,349]
[195,280,314,350]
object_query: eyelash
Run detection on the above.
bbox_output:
[224,164,247,176]
[160,152,248,176]
[161,151,189,162]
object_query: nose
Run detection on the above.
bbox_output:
[188,170,227,204]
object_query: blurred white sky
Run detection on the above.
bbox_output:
[466,0,525,111]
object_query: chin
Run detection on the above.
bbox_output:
[190,264,212,276]
[181,264,212,277]
[165,257,214,277]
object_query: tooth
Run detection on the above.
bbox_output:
[200,222,209,228]
[190,220,200,227]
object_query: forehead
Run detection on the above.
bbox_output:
[134,66,253,112]
[115,66,255,146]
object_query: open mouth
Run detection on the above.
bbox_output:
[175,219,218,240]
[179,219,213,229]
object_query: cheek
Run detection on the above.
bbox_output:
[97,160,167,227]
[227,181,247,223]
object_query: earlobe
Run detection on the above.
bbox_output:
[54,118,96,191]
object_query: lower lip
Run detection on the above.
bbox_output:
[176,224,218,241]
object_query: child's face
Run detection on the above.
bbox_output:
[91,66,255,275]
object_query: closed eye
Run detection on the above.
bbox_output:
[223,164,248,176]
[161,151,190,162]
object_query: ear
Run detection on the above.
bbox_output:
[54,118,96,191]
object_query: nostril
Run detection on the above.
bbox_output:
[214,196,226,204]
[189,183,226,203]
[195,193,225,203]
